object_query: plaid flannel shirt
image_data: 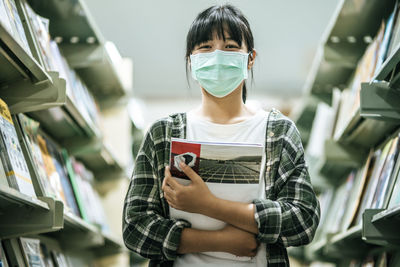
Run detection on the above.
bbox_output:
[123,109,320,267]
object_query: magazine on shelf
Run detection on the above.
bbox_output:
[371,135,400,209]
[16,114,54,197]
[3,0,32,56]
[0,98,36,197]
[169,138,266,261]
[18,238,45,267]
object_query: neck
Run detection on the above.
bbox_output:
[197,84,252,124]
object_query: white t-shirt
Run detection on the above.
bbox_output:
[172,108,268,267]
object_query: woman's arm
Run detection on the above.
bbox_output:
[178,225,258,257]
[123,124,191,261]
[163,164,258,234]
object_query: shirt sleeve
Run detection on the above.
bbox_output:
[122,124,191,260]
[253,117,320,247]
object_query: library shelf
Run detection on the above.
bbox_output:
[336,109,398,150]
[305,237,336,262]
[305,0,394,99]
[374,43,400,81]
[63,137,126,182]
[61,42,130,107]
[26,0,104,45]
[29,94,102,142]
[323,224,375,259]
[360,81,400,121]
[293,96,319,145]
[0,23,48,84]
[46,212,104,250]
[25,0,130,108]
[362,207,400,246]
[1,71,67,114]
[0,185,64,238]
[92,231,125,257]
[318,139,367,184]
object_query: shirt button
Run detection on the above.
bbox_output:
[266,166,271,172]
[269,131,274,137]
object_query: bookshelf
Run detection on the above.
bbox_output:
[0,0,131,265]
[293,0,400,265]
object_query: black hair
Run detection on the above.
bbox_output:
[185,4,254,103]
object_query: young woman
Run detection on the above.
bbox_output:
[123,4,320,267]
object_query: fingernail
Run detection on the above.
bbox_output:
[179,162,185,168]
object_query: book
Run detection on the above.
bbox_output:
[19,237,45,267]
[0,0,13,35]
[61,151,88,221]
[374,3,397,76]
[387,159,400,208]
[341,151,373,231]
[43,136,80,217]
[0,241,9,267]
[39,243,54,267]
[0,159,8,187]
[50,251,68,267]
[386,2,400,59]
[37,134,66,204]
[306,102,335,158]
[371,135,400,209]
[169,138,265,262]
[3,0,32,56]
[0,98,36,197]
[16,114,54,197]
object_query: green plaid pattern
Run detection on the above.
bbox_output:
[123,109,320,267]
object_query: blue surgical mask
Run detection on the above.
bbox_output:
[190,49,249,98]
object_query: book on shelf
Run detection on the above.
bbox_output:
[44,135,81,217]
[340,152,373,231]
[71,158,108,229]
[169,138,265,261]
[371,134,400,209]
[37,134,67,204]
[355,140,392,224]
[0,240,9,267]
[0,0,13,35]
[2,0,32,56]
[0,98,36,197]
[15,114,54,198]
[386,1,400,60]
[305,102,335,159]
[62,151,88,222]
[39,242,55,267]
[0,159,8,188]
[23,1,56,71]
[387,154,400,209]
[374,2,397,76]
[19,237,45,267]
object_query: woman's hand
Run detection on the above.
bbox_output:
[219,224,259,257]
[162,162,216,213]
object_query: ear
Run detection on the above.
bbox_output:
[248,49,257,70]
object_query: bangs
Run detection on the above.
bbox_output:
[186,5,251,55]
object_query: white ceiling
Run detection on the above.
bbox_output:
[85,0,339,100]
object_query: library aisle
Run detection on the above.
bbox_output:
[0,0,400,267]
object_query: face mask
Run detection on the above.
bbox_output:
[190,49,249,98]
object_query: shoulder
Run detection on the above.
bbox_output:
[268,109,302,149]
[268,108,298,135]
[146,112,186,139]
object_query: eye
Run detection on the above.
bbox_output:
[199,45,212,49]
[226,44,239,49]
